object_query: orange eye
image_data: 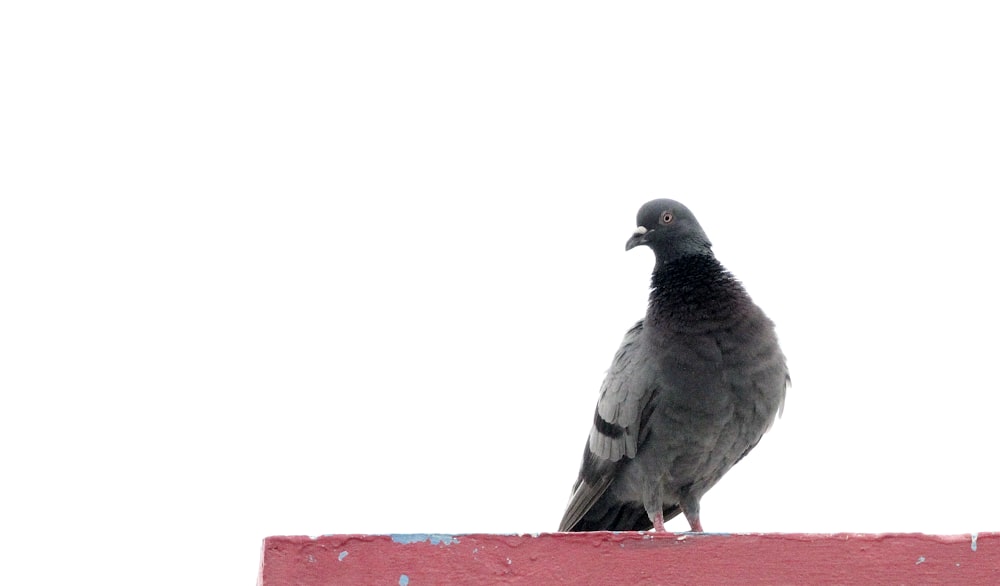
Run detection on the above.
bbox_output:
[659,211,673,225]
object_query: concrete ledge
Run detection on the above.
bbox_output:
[258,532,998,585]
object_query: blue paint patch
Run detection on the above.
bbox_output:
[338,551,348,561]
[390,533,459,546]
[916,556,925,565]
[972,533,978,552]
[399,574,409,586]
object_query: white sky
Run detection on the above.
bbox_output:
[3,2,999,584]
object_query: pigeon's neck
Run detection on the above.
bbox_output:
[647,253,750,328]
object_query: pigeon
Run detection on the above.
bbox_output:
[558,199,788,533]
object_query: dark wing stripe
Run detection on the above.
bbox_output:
[593,410,625,439]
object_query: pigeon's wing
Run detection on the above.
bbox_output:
[559,320,656,531]
[588,320,652,463]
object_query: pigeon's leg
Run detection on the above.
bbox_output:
[643,480,666,531]
[680,495,703,532]
[652,511,666,532]
[684,514,703,533]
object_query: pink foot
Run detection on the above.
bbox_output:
[687,517,703,532]
[653,511,666,532]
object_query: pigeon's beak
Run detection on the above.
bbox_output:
[625,226,649,251]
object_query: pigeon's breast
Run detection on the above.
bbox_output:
[636,310,785,493]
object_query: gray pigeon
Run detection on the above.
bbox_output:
[559,199,788,533]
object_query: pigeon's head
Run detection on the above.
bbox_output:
[625,199,713,262]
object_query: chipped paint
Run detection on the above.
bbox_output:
[398,574,409,586]
[390,533,460,546]
[261,533,1000,584]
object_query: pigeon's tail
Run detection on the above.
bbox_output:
[564,498,681,532]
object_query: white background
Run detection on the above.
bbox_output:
[3,2,999,584]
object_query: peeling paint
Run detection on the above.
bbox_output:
[263,533,1000,583]
[391,534,460,546]
[399,574,409,586]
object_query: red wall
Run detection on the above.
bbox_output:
[259,532,998,584]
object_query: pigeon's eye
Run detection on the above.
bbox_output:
[659,211,674,225]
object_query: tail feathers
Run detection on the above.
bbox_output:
[564,497,681,532]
